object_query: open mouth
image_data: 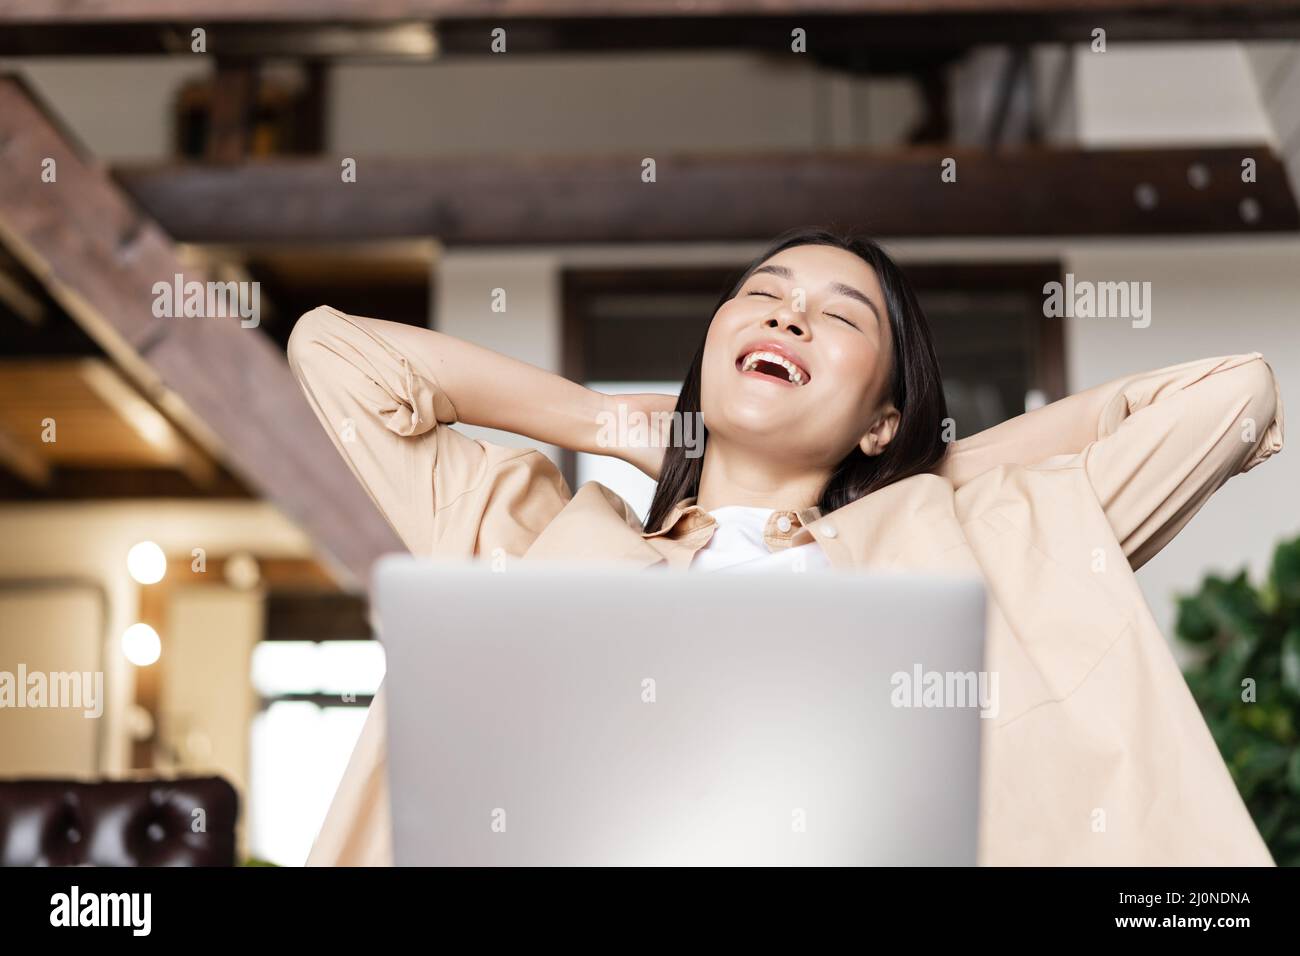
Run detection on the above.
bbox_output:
[735,349,810,387]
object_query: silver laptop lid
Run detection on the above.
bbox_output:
[375,557,987,866]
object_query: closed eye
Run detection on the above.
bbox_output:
[751,289,860,330]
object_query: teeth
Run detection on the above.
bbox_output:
[741,350,806,385]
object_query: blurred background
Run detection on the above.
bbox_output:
[0,1,1298,865]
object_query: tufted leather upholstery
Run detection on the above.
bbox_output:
[0,777,238,866]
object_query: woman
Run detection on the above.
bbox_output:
[288,228,1283,866]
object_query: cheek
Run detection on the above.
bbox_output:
[700,355,727,422]
[699,317,734,401]
[813,346,889,448]
[822,340,883,403]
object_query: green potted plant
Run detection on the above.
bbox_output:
[1176,535,1300,865]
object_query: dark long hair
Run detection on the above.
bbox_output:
[643,227,949,534]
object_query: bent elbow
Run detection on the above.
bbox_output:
[286,305,343,381]
[1236,354,1284,471]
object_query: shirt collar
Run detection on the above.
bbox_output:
[641,496,823,540]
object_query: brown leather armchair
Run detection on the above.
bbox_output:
[0,776,238,866]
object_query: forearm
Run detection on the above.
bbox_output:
[937,384,1112,488]
[370,319,690,476]
[304,308,657,462]
[937,352,1282,491]
[408,325,608,453]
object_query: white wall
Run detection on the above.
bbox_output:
[0,56,211,160]
[1247,41,1300,202]
[330,52,917,156]
[1075,42,1275,145]
[433,249,565,465]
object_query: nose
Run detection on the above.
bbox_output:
[763,313,807,338]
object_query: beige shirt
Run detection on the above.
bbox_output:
[288,304,1285,866]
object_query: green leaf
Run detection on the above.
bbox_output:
[1288,749,1300,795]
[1270,538,1300,615]
[1209,635,1260,699]
[1178,535,1300,865]
[1176,593,1219,644]
[1283,627,1300,699]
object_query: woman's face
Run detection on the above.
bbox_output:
[700,243,898,469]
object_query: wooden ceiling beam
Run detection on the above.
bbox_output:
[0,74,403,588]
[0,0,1295,23]
[0,420,51,487]
[0,267,47,326]
[76,359,220,490]
[0,466,248,500]
[111,146,1300,245]
[2,5,1300,56]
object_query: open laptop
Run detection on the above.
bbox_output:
[373,555,988,866]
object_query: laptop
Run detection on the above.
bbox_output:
[373,555,988,866]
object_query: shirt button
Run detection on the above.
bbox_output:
[821,523,838,539]
[776,514,792,534]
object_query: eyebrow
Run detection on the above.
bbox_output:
[750,263,883,325]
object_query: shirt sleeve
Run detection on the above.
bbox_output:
[286,304,570,558]
[1071,352,1284,569]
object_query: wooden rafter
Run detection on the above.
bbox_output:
[0,0,1296,21]
[112,146,1300,245]
[2,3,1300,56]
[76,359,219,489]
[0,420,50,487]
[0,74,402,588]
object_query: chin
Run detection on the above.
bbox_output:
[710,405,807,444]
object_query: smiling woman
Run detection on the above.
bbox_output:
[647,229,949,535]
[286,226,1283,867]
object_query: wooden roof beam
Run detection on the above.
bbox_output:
[0,420,51,487]
[111,146,1300,245]
[0,0,1296,24]
[76,359,219,490]
[0,74,402,588]
[3,4,1300,56]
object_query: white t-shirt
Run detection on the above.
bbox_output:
[689,505,831,573]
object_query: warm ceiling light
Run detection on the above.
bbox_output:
[126,541,167,584]
[224,552,261,591]
[122,623,162,667]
